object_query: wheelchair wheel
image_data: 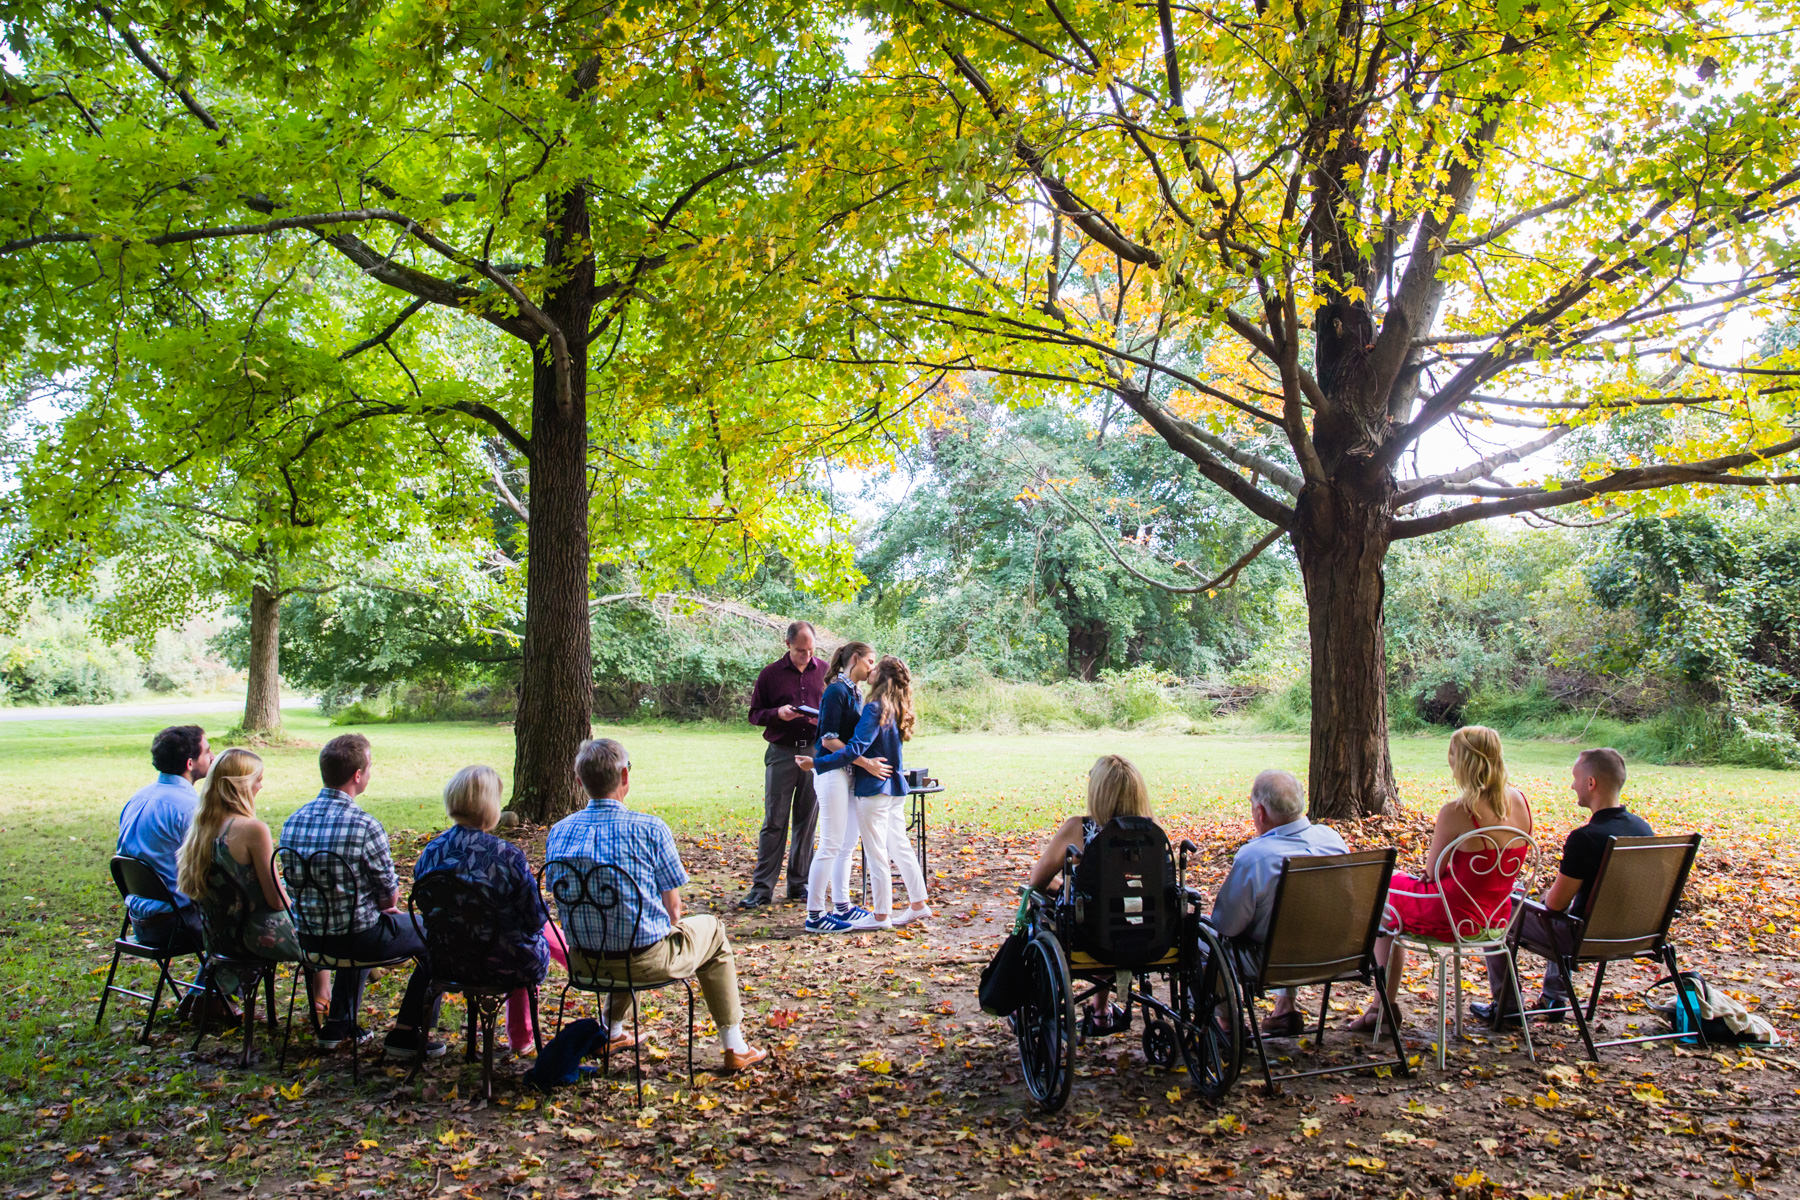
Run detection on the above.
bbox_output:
[1142,1017,1178,1068]
[1014,930,1076,1112]
[1175,922,1243,1100]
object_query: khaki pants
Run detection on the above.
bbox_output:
[571,915,743,1030]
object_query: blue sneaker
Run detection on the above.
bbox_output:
[804,912,851,934]
[835,906,872,924]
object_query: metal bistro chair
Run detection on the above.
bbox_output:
[1232,848,1411,1093]
[1507,833,1705,1061]
[1392,826,1540,1069]
[95,856,210,1044]
[408,870,547,1100]
[542,857,697,1106]
[190,860,284,1067]
[275,846,419,1081]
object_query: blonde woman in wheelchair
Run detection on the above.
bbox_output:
[1349,726,1533,1033]
[1027,755,1153,1038]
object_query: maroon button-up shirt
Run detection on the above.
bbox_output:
[747,654,826,747]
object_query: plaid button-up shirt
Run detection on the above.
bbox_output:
[544,797,687,954]
[278,788,399,936]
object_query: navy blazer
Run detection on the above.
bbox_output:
[811,702,908,797]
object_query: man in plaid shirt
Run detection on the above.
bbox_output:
[279,734,443,1060]
[546,738,766,1073]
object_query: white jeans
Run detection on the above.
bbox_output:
[806,768,858,910]
[856,793,928,916]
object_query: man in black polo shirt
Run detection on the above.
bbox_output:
[1475,747,1652,1026]
[739,621,825,909]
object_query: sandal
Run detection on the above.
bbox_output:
[1346,1006,1395,1036]
[1080,1003,1131,1039]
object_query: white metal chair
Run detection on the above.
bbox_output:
[1391,826,1538,1069]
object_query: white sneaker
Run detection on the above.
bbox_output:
[847,912,891,931]
[890,906,932,928]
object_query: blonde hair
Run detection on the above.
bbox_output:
[1449,725,1509,825]
[1086,755,1152,824]
[866,655,917,742]
[177,748,264,901]
[444,765,504,830]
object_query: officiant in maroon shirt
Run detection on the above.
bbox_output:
[739,621,826,908]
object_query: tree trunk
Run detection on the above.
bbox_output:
[1292,477,1398,820]
[240,584,284,735]
[509,185,596,824]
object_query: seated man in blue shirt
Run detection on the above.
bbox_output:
[116,724,220,1021]
[1207,769,1349,1037]
[545,738,766,1073]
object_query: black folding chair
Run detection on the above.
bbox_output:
[542,857,696,1106]
[190,860,282,1067]
[1507,833,1706,1060]
[409,870,547,1100]
[1232,848,1411,1093]
[95,855,209,1044]
[276,846,418,1081]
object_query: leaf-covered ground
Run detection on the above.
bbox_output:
[8,806,1799,1200]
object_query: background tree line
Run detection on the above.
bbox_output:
[15,402,1787,768]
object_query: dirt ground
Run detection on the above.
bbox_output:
[17,820,1800,1200]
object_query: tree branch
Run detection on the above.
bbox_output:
[1391,432,1800,537]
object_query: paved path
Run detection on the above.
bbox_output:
[0,696,312,723]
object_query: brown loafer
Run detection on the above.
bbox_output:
[1260,1011,1304,1038]
[721,1046,768,1074]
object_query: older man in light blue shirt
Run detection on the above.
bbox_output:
[1208,769,1347,1035]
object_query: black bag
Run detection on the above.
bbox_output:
[979,932,1031,1017]
[1071,816,1179,969]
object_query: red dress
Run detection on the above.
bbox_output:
[1385,808,1531,942]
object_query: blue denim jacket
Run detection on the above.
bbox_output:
[811,703,909,798]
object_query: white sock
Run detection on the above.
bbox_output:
[609,1020,628,1040]
[720,1024,749,1053]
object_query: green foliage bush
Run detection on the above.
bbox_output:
[0,597,230,706]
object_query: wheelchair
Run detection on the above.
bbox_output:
[1010,816,1244,1112]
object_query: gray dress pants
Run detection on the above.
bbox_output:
[750,741,818,898]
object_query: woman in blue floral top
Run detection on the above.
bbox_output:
[415,766,566,1053]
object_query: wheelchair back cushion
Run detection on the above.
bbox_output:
[1070,817,1179,969]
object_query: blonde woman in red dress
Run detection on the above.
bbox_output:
[1350,725,1533,1033]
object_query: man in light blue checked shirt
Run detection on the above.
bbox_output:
[545,738,766,1073]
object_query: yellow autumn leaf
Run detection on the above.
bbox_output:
[1347,1155,1386,1172]
[278,1082,304,1102]
[1110,1133,1134,1148]
[1164,1087,1182,1104]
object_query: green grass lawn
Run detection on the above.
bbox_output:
[3,708,1796,915]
